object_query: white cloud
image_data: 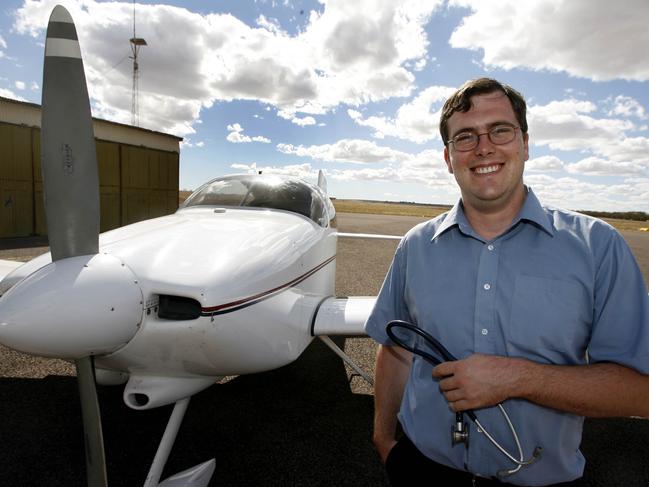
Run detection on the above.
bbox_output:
[181,138,205,149]
[526,155,564,172]
[348,85,456,143]
[529,99,633,152]
[528,98,649,170]
[0,88,26,100]
[565,157,648,177]
[14,80,26,90]
[13,0,441,136]
[277,138,411,164]
[0,35,6,58]
[606,95,647,120]
[226,123,271,143]
[278,109,316,126]
[448,0,649,81]
[30,81,39,91]
[526,174,649,212]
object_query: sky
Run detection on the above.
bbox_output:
[1,0,649,212]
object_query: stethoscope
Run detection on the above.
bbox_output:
[386,320,542,478]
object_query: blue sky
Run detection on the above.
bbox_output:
[1,0,648,212]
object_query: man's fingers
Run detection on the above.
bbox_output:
[432,361,455,378]
[448,399,471,412]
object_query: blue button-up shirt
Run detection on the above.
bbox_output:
[365,188,649,486]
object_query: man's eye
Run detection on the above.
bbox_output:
[454,133,474,143]
[492,126,513,135]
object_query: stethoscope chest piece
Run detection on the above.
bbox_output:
[452,414,469,446]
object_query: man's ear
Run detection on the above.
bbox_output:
[523,132,529,162]
[444,146,453,174]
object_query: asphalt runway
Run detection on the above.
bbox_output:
[0,213,648,486]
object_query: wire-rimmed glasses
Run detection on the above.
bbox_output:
[447,124,520,152]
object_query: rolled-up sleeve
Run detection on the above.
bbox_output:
[588,227,649,373]
[364,242,413,345]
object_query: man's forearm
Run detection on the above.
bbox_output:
[516,360,649,418]
[435,354,649,418]
[373,344,412,459]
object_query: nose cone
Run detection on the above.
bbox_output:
[0,254,143,359]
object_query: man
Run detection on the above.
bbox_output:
[365,78,649,486]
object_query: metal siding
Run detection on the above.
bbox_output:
[120,146,179,225]
[0,124,34,237]
[0,119,179,237]
[100,187,120,231]
[0,124,32,180]
[32,129,42,182]
[34,182,46,236]
[0,180,34,237]
[97,141,120,231]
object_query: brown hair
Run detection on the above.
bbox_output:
[439,78,528,145]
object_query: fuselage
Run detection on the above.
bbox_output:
[0,175,339,408]
[97,205,336,377]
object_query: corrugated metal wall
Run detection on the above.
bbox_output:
[0,121,179,238]
[0,124,34,237]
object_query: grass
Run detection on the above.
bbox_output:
[332,199,649,232]
[332,199,450,218]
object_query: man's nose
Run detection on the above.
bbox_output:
[475,132,495,154]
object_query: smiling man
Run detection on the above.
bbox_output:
[365,78,649,486]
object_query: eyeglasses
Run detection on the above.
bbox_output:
[447,125,520,152]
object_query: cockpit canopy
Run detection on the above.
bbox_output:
[181,174,335,226]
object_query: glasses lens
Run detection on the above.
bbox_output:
[452,133,477,151]
[489,125,516,144]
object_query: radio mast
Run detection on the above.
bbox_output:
[129,1,147,126]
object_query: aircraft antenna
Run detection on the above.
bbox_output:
[129,0,147,126]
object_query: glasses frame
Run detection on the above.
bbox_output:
[447,124,521,152]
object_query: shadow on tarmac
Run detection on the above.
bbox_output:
[0,338,647,486]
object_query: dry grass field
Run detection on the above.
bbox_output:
[333,199,649,232]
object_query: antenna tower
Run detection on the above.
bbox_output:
[129,1,147,126]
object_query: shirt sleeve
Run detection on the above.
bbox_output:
[587,224,649,373]
[364,241,413,345]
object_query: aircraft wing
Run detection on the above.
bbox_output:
[311,296,375,336]
[337,232,402,240]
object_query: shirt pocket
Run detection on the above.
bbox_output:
[508,275,591,362]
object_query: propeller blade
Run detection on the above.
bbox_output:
[41,7,106,486]
[76,357,108,486]
[41,4,99,262]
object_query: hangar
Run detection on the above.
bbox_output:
[0,96,182,238]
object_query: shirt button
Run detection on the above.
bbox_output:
[487,244,494,251]
[483,283,491,290]
[481,328,488,335]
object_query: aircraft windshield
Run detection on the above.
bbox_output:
[181,175,331,226]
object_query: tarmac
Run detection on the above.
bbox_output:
[0,213,648,486]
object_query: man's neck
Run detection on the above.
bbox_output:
[462,187,526,241]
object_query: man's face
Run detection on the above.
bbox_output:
[443,91,529,214]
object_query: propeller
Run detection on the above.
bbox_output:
[40,5,107,486]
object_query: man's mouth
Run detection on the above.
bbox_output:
[472,164,502,175]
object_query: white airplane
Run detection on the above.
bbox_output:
[0,6,399,487]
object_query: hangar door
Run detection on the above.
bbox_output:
[0,122,179,238]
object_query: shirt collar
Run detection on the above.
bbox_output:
[431,187,554,241]
[514,187,554,237]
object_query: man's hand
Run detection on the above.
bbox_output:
[432,354,526,411]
